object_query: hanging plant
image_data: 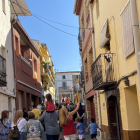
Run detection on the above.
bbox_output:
[41,61,45,64]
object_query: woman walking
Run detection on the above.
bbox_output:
[59,100,80,140]
[0,110,11,140]
[24,112,44,140]
[11,110,27,140]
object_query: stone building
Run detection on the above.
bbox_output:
[73,1,102,138]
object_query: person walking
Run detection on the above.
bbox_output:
[75,118,85,140]
[24,112,44,140]
[23,108,28,121]
[87,118,102,140]
[0,110,11,140]
[59,100,80,140]
[39,108,60,140]
[32,105,41,120]
[11,110,27,140]
[77,103,85,124]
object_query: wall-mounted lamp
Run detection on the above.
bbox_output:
[124,77,129,86]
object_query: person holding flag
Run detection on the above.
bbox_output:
[65,95,70,105]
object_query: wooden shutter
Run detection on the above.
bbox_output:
[120,1,134,58]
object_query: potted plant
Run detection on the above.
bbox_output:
[41,61,45,64]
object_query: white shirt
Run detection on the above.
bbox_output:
[106,51,112,63]
[12,118,27,132]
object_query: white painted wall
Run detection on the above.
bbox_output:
[0,0,15,120]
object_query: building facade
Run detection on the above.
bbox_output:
[32,40,56,104]
[12,18,42,110]
[73,1,101,135]
[91,0,140,140]
[0,0,15,120]
[0,0,31,120]
[56,71,81,103]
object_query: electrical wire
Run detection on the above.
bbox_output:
[11,1,78,37]
[57,66,80,71]
[11,1,92,30]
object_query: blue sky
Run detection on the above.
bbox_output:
[19,0,81,72]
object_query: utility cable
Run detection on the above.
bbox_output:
[11,1,92,30]
[11,1,78,37]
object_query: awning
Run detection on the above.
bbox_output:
[39,47,49,59]
[11,0,32,16]
[99,19,110,48]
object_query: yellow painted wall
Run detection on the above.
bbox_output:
[92,0,140,130]
[124,85,140,130]
[100,94,108,126]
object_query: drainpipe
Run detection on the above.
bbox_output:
[130,0,140,92]
[89,4,102,139]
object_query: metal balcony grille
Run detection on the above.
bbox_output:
[0,55,6,86]
[91,53,117,90]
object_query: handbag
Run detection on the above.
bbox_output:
[10,119,22,139]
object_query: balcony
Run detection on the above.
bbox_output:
[59,86,72,92]
[0,55,6,86]
[91,53,117,90]
[41,67,54,87]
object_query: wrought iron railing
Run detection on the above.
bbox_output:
[0,55,6,85]
[91,53,117,90]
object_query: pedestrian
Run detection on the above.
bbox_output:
[0,110,11,140]
[39,108,60,140]
[32,105,41,120]
[87,118,102,140]
[28,107,32,112]
[55,103,63,140]
[23,108,28,121]
[59,100,80,140]
[11,110,27,140]
[77,103,85,124]
[45,94,55,112]
[24,112,44,140]
[75,118,85,140]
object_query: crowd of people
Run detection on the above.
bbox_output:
[0,94,102,140]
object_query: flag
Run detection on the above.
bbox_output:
[77,76,79,83]
[76,87,79,103]
[69,86,72,89]
[66,97,70,105]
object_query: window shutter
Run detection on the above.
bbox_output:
[121,1,134,58]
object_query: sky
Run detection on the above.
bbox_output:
[18,0,81,72]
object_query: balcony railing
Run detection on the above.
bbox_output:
[44,67,54,85]
[21,56,32,67]
[59,86,71,91]
[91,53,117,90]
[0,55,6,86]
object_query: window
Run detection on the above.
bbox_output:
[84,59,88,81]
[76,75,79,79]
[89,48,93,75]
[62,75,65,79]
[15,36,19,56]
[120,1,134,58]
[34,59,37,79]
[2,0,6,14]
[8,97,12,112]
[62,82,66,87]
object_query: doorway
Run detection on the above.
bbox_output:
[107,96,121,140]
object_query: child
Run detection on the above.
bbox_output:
[75,118,85,140]
[45,93,55,112]
[24,112,44,140]
[87,118,102,140]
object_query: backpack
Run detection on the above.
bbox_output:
[10,119,21,139]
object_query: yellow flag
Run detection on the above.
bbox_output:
[77,76,79,83]
[76,87,79,103]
